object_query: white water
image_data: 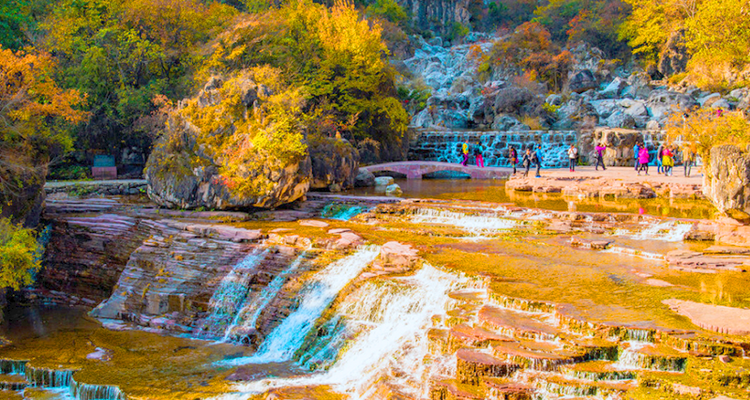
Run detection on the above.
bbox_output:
[614,220,693,242]
[410,208,517,235]
[206,249,268,322]
[213,264,468,400]
[216,246,380,365]
[221,252,308,342]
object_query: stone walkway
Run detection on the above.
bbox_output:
[528,165,704,185]
[45,179,147,188]
[507,166,705,199]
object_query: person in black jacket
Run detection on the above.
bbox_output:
[522,148,532,177]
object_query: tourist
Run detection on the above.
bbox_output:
[508,146,518,174]
[567,144,578,172]
[633,142,640,171]
[534,145,543,178]
[522,148,532,177]
[663,146,674,176]
[461,140,469,166]
[474,141,484,168]
[682,144,695,177]
[595,142,607,171]
[656,143,664,174]
[637,146,650,175]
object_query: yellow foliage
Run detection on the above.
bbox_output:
[0,217,41,290]
[665,109,750,170]
[179,66,307,196]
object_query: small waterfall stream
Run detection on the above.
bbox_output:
[218,264,469,399]
[410,208,517,235]
[217,246,380,365]
[222,252,308,343]
[195,249,269,338]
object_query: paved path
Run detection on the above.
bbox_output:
[45,179,147,188]
[362,161,512,179]
[525,165,704,186]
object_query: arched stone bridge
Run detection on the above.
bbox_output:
[361,161,512,180]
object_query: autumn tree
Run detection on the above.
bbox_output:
[490,22,573,91]
[684,0,750,88]
[43,0,235,162]
[206,0,408,160]
[0,46,86,288]
[1,46,87,215]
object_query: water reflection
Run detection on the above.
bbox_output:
[345,179,716,220]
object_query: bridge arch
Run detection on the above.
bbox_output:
[361,162,511,180]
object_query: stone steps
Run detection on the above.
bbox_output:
[0,374,29,391]
[492,341,582,371]
[560,361,638,381]
[533,373,637,399]
[478,305,560,341]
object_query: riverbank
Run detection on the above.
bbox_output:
[507,166,704,199]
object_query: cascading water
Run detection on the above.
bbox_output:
[216,246,380,366]
[410,208,516,235]
[222,252,308,343]
[194,249,268,339]
[215,264,471,400]
[615,220,693,242]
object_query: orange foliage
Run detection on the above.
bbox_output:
[0,46,87,155]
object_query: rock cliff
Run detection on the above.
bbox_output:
[704,145,750,222]
[145,73,312,210]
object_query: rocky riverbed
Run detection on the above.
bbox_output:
[0,186,748,400]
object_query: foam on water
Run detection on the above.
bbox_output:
[410,208,517,234]
[616,220,693,242]
[215,246,380,365]
[213,264,469,399]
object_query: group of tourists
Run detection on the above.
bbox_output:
[461,140,485,168]
[633,142,696,177]
[507,145,544,178]
[458,139,697,179]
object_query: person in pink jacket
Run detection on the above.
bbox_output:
[637,145,650,175]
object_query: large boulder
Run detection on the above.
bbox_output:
[146,74,312,210]
[704,145,750,222]
[646,89,699,121]
[567,70,598,94]
[308,135,359,191]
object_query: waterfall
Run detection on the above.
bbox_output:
[615,220,693,242]
[0,359,27,374]
[25,366,75,388]
[216,264,469,399]
[222,252,307,343]
[195,249,268,339]
[216,246,380,366]
[410,208,516,235]
[71,377,126,400]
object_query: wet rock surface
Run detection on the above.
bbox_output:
[10,193,750,400]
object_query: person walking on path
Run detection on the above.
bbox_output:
[474,141,484,168]
[682,144,695,177]
[663,146,674,176]
[595,143,607,171]
[638,146,650,175]
[567,144,578,172]
[461,140,469,166]
[534,145,543,177]
[633,142,640,171]
[508,146,518,174]
[522,148,532,177]
[656,144,664,174]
